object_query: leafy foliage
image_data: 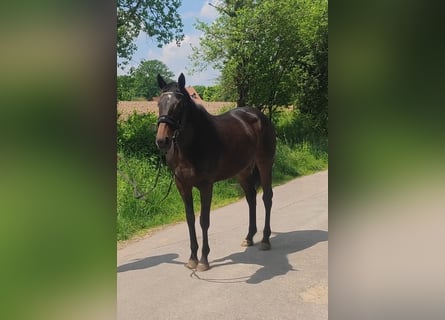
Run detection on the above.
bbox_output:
[117,112,159,159]
[291,1,328,134]
[192,0,327,131]
[117,60,174,101]
[117,0,184,65]
[182,84,232,102]
[130,60,174,100]
[201,85,229,101]
[117,75,136,101]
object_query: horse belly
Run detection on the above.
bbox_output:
[214,148,255,181]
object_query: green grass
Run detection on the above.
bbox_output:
[117,154,187,240]
[273,141,328,184]
[117,110,328,241]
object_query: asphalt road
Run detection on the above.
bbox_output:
[117,170,328,320]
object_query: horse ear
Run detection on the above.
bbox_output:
[157,74,167,89]
[178,73,185,89]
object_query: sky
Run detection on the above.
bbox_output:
[118,1,221,86]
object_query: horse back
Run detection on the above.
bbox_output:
[216,107,276,153]
[210,107,276,175]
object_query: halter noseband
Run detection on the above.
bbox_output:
[157,115,180,130]
[156,91,184,131]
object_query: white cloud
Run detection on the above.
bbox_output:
[200,1,219,20]
[147,35,219,86]
[180,2,218,22]
[146,34,197,74]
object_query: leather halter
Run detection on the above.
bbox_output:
[157,114,180,130]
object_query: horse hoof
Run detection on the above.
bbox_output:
[185,259,198,269]
[196,262,210,272]
[259,242,271,250]
[241,239,253,247]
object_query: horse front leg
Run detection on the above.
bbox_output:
[178,183,199,269]
[197,183,213,271]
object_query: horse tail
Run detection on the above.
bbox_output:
[252,165,261,191]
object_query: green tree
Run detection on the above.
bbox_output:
[292,2,328,134]
[117,60,174,101]
[202,85,232,101]
[117,75,136,101]
[192,0,327,131]
[192,0,254,107]
[118,0,184,65]
[131,60,174,100]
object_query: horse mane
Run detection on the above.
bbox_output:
[177,87,223,172]
[175,84,213,127]
[162,80,210,118]
[188,100,211,123]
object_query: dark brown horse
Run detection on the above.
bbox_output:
[156,73,276,271]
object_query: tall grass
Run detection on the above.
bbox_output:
[273,142,328,183]
[117,154,182,240]
[273,108,328,182]
[117,109,327,241]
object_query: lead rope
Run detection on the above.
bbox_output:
[117,153,175,202]
[160,170,175,202]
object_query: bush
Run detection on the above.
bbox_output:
[273,141,327,183]
[272,108,328,183]
[117,112,159,161]
[274,109,325,145]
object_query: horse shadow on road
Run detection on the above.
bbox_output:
[194,229,328,284]
[117,253,182,273]
[118,230,327,284]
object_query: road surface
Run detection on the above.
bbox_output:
[117,170,328,319]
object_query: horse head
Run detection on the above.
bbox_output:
[155,73,188,152]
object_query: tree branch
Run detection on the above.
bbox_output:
[209,2,236,17]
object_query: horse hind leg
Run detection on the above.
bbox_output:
[257,163,273,250]
[237,166,258,247]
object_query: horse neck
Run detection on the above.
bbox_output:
[178,100,213,150]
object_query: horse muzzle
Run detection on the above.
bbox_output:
[156,115,179,152]
[156,135,172,152]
